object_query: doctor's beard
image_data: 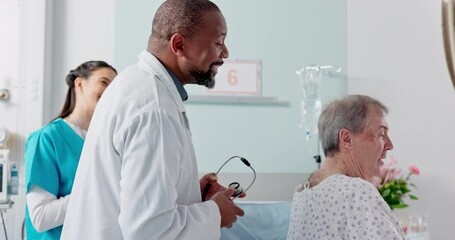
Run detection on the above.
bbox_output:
[190,62,223,89]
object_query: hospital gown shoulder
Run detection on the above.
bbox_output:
[288,175,405,240]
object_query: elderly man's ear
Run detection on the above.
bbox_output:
[339,129,353,149]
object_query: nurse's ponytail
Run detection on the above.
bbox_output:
[54,61,117,120]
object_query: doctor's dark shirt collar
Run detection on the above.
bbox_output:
[165,68,188,101]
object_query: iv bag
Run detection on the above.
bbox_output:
[296,67,322,140]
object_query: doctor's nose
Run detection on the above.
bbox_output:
[221,44,229,59]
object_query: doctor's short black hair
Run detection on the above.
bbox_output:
[151,0,221,42]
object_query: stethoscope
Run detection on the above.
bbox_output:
[202,156,256,200]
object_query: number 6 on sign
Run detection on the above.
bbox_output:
[228,70,238,85]
[207,60,261,95]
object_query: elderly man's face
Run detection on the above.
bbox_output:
[351,108,394,179]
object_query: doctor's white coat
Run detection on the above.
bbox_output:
[61,51,221,240]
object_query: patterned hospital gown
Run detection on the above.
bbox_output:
[287,174,406,240]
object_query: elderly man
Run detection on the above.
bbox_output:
[287,95,405,240]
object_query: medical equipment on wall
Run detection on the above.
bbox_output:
[295,65,341,168]
[0,149,16,240]
[202,156,256,199]
[0,127,19,202]
[0,125,17,240]
[0,150,10,204]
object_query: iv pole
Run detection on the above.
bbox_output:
[296,65,340,169]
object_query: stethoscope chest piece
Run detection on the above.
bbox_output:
[228,182,244,198]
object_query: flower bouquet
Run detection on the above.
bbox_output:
[375,157,419,209]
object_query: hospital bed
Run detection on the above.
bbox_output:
[221,201,291,240]
[207,172,310,240]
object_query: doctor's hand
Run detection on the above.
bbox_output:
[200,173,246,201]
[211,188,245,228]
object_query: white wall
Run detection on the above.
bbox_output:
[0,0,116,239]
[348,1,455,239]
[1,0,53,239]
[49,0,115,120]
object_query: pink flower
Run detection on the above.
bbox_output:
[377,157,419,209]
[409,165,420,175]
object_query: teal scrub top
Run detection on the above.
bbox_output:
[25,118,84,240]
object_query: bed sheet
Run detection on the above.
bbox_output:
[221,201,291,240]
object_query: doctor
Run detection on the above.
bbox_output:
[61,0,244,239]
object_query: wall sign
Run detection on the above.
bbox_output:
[206,60,261,96]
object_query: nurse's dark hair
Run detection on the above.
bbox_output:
[148,0,221,50]
[318,94,388,157]
[55,60,117,120]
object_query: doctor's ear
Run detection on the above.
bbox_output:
[170,33,185,57]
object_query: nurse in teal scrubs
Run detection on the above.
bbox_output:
[24,61,117,239]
